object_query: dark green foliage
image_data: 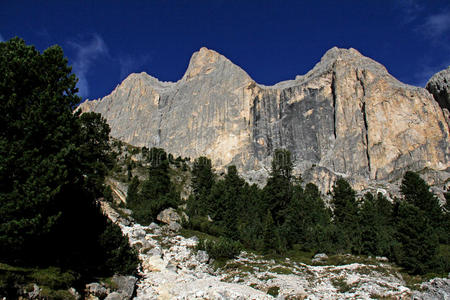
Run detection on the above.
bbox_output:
[196,237,242,259]
[262,210,277,253]
[98,220,139,275]
[209,166,244,240]
[103,185,114,203]
[284,183,331,251]
[0,38,138,288]
[191,156,214,197]
[401,171,444,241]
[331,178,360,252]
[394,201,439,274]
[187,156,214,217]
[358,192,394,257]
[0,38,82,263]
[126,176,140,205]
[79,112,112,197]
[263,149,293,226]
[127,148,179,225]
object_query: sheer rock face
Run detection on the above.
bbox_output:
[426,66,450,129]
[78,47,450,191]
[426,66,450,111]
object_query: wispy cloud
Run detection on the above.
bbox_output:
[118,54,152,80]
[419,12,450,39]
[68,34,108,99]
[0,33,4,42]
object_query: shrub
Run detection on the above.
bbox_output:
[197,237,242,259]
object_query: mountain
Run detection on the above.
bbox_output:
[78,47,449,191]
[426,66,450,128]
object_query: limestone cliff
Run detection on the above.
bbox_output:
[426,66,450,129]
[78,47,450,191]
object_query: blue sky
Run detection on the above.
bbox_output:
[1,1,449,100]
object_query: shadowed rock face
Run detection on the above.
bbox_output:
[427,66,450,111]
[78,47,450,191]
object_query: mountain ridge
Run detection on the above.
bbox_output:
[78,47,449,192]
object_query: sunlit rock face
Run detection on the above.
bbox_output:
[78,47,449,191]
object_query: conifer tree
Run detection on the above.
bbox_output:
[331,178,360,252]
[400,171,443,239]
[0,38,138,275]
[394,201,439,274]
[188,156,214,216]
[263,149,293,225]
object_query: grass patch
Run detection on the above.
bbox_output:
[0,263,80,299]
[179,229,220,242]
[331,277,352,293]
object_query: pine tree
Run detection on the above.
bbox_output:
[263,149,293,226]
[331,178,360,252]
[358,192,394,256]
[0,38,138,275]
[400,171,443,240]
[188,156,214,217]
[394,201,439,274]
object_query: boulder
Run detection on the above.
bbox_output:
[157,207,181,225]
[112,275,138,300]
[86,282,108,298]
[312,253,328,263]
[104,292,124,300]
[196,250,209,263]
[168,222,182,232]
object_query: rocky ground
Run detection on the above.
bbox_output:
[100,202,450,300]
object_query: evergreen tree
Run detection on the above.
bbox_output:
[400,171,443,240]
[0,38,138,275]
[358,192,394,256]
[188,156,214,216]
[129,148,179,225]
[0,38,83,262]
[394,201,439,274]
[262,210,276,253]
[79,112,112,197]
[284,183,331,250]
[126,176,140,206]
[263,149,293,226]
[208,165,245,240]
[331,178,360,252]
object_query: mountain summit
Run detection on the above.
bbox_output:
[78,47,449,191]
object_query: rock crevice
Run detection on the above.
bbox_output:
[78,47,449,191]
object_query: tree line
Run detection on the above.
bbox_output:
[184,149,449,275]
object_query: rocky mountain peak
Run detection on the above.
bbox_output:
[78,47,449,193]
[182,47,251,82]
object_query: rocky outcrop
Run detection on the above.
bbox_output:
[110,203,422,299]
[427,66,450,130]
[78,47,450,191]
[427,66,450,111]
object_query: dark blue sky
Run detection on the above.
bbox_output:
[1,1,449,100]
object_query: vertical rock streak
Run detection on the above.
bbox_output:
[77,47,450,191]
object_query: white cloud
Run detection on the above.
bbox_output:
[68,34,108,99]
[118,54,151,80]
[421,12,450,39]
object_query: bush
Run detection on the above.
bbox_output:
[197,237,242,259]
